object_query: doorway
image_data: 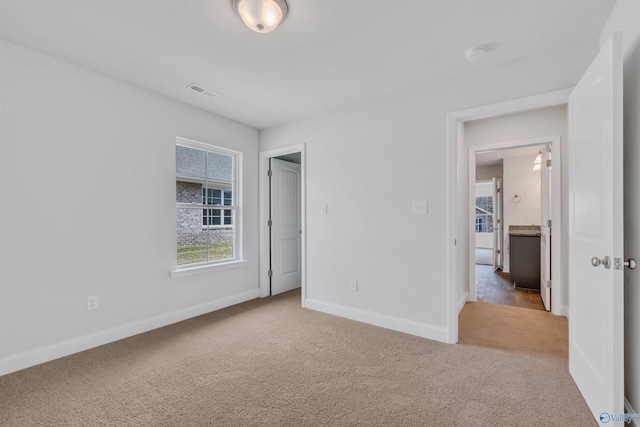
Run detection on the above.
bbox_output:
[269,156,301,295]
[473,144,551,311]
[468,137,562,314]
[259,144,306,302]
[445,89,572,344]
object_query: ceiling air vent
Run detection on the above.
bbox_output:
[187,83,219,98]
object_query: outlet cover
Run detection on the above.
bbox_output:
[350,279,358,291]
[413,201,428,215]
[86,295,99,311]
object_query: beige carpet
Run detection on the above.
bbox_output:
[459,301,568,357]
[0,289,595,426]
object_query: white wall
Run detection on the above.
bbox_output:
[476,164,503,181]
[474,181,494,249]
[464,106,568,301]
[0,41,260,374]
[259,38,589,341]
[502,154,542,272]
[600,0,640,416]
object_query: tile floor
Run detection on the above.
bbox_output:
[476,264,545,311]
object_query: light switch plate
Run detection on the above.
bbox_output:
[321,204,328,215]
[413,201,428,215]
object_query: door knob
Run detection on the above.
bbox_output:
[591,256,611,269]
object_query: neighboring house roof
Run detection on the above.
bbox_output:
[176,145,232,183]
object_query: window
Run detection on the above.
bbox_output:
[175,139,240,267]
[475,217,483,232]
[475,196,493,233]
[203,189,233,226]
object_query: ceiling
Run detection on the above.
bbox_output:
[476,145,545,168]
[0,0,616,129]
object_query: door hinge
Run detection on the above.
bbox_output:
[546,280,552,289]
[268,169,273,177]
[546,159,552,167]
[267,219,273,227]
[267,270,273,277]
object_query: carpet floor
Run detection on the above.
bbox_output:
[0,289,595,426]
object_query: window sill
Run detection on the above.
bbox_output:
[169,260,249,278]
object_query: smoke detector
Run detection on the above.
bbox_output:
[465,46,486,61]
[187,83,219,98]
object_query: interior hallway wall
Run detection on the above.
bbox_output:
[476,164,503,181]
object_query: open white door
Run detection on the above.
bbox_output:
[492,177,502,270]
[270,158,302,295]
[568,32,624,425]
[540,145,551,311]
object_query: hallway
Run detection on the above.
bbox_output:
[476,264,545,311]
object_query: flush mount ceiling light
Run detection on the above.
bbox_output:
[232,0,288,33]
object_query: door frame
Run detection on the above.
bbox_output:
[446,88,572,343]
[468,136,562,314]
[259,144,306,303]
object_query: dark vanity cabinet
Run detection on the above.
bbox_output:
[509,233,541,291]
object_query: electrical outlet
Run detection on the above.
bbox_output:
[413,200,428,215]
[86,295,99,311]
[350,279,358,291]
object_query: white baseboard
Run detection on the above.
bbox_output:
[558,304,569,318]
[305,298,449,343]
[0,289,260,376]
[626,397,640,427]
[457,292,469,314]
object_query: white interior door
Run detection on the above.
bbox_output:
[270,158,302,295]
[568,32,624,425]
[540,145,551,311]
[492,177,502,270]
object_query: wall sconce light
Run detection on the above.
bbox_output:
[232,0,288,33]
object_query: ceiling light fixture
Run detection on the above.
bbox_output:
[232,0,288,33]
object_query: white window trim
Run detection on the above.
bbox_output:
[174,137,244,274]
[170,260,250,278]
